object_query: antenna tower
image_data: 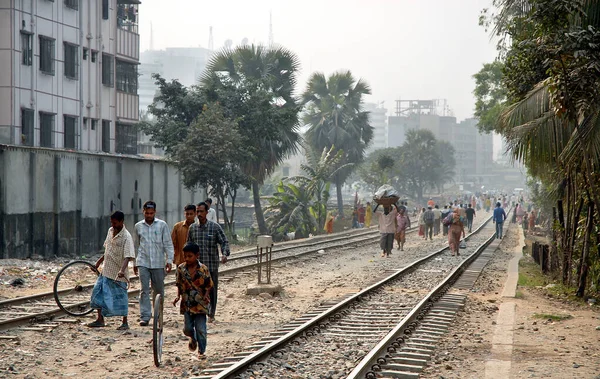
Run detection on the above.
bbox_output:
[208,26,214,51]
[268,12,274,47]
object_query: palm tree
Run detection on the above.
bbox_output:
[200,45,302,234]
[301,71,374,216]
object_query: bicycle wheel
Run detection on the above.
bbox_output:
[153,293,164,367]
[53,260,99,317]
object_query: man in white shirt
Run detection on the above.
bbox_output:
[205,198,217,223]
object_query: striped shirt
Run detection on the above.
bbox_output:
[133,218,174,269]
[187,220,230,272]
[102,226,135,282]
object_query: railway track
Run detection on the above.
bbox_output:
[0,225,415,331]
[191,212,505,379]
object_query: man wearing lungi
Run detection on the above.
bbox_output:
[88,211,135,330]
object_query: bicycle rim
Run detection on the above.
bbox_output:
[153,294,163,367]
[53,260,99,317]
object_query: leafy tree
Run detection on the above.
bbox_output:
[264,181,317,239]
[357,148,400,193]
[301,71,374,217]
[395,129,447,204]
[473,61,507,133]
[172,104,251,236]
[138,74,206,155]
[200,45,302,235]
[433,141,457,193]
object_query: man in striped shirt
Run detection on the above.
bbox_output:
[187,201,230,323]
[133,200,175,326]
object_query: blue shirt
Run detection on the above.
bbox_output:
[493,207,507,223]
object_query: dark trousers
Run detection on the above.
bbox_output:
[467,218,474,232]
[425,223,433,239]
[209,270,219,318]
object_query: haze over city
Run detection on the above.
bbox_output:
[141,0,498,128]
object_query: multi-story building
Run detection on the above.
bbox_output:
[386,100,496,187]
[0,0,140,154]
[138,47,212,114]
[136,46,212,155]
[363,102,388,153]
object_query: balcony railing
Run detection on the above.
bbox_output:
[117,4,138,34]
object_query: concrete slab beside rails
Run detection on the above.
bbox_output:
[484,227,525,378]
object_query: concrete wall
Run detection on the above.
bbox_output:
[0,144,204,259]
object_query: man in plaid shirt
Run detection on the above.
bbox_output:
[187,201,230,323]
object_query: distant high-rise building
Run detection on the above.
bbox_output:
[386,99,495,187]
[0,0,141,154]
[137,46,212,154]
[363,102,388,152]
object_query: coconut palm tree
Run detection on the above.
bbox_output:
[301,71,374,216]
[200,45,302,234]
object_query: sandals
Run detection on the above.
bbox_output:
[197,353,207,360]
[188,338,198,352]
[117,323,129,330]
[86,320,106,328]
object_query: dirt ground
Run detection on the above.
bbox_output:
[421,223,600,379]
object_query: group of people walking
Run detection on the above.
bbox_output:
[376,198,489,257]
[88,198,229,359]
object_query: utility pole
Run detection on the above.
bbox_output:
[208,26,214,51]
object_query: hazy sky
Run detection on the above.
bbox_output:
[140,0,499,149]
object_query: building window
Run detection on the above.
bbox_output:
[102,120,111,152]
[91,119,98,130]
[83,47,88,60]
[21,109,34,146]
[64,115,77,149]
[91,50,97,62]
[64,0,78,10]
[116,59,138,94]
[64,42,79,79]
[102,0,109,20]
[115,123,137,155]
[40,112,55,147]
[102,53,114,87]
[83,117,88,129]
[21,32,33,66]
[39,36,55,75]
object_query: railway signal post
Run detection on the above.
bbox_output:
[246,235,282,296]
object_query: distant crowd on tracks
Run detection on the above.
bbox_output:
[341,192,535,259]
[87,198,229,360]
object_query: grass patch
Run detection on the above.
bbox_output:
[532,313,573,321]
[518,258,547,287]
[515,290,525,299]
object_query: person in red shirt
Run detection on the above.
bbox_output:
[357,205,366,227]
